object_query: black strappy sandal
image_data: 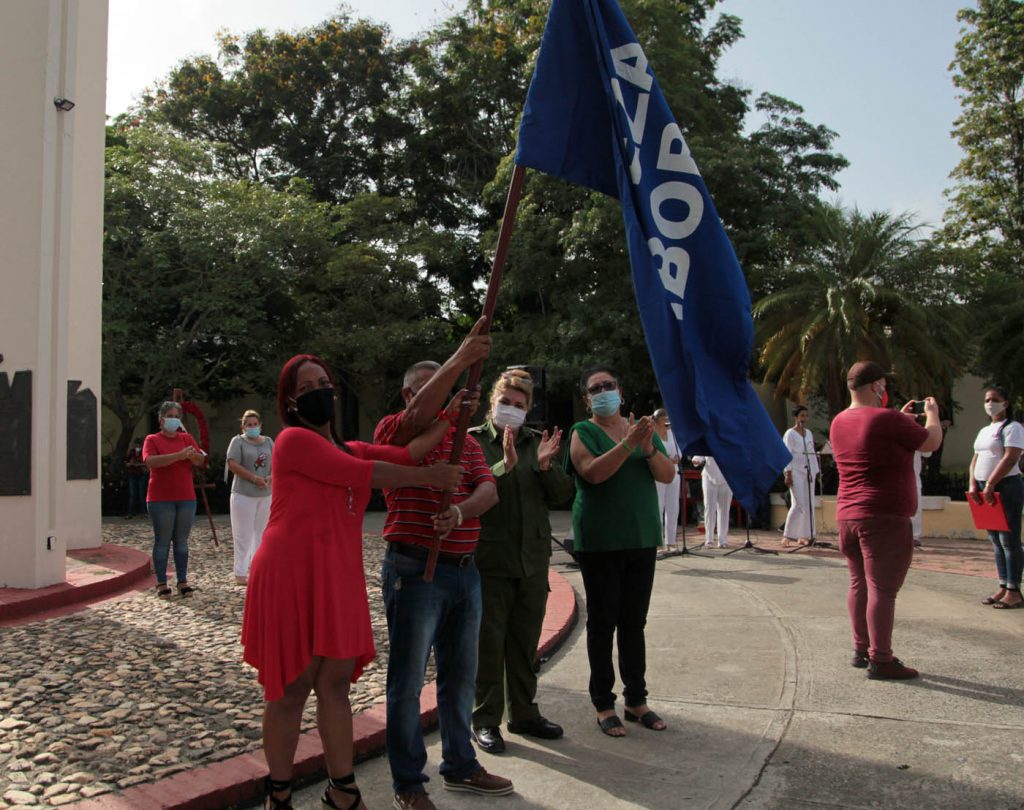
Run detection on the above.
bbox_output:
[177,581,196,596]
[265,776,292,809]
[155,584,172,598]
[323,773,362,809]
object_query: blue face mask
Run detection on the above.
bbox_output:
[162,417,182,432]
[244,426,262,439]
[590,390,622,416]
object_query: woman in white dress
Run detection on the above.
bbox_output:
[653,409,681,554]
[782,405,819,547]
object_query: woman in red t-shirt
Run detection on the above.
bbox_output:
[142,401,206,597]
[242,354,464,810]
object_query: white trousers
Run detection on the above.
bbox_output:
[656,473,681,547]
[784,472,816,540]
[230,492,271,576]
[703,478,732,546]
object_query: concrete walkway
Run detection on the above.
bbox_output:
[293,515,1024,810]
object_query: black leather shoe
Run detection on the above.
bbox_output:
[472,726,506,754]
[506,716,563,740]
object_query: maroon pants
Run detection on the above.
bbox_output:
[838,517,914,663]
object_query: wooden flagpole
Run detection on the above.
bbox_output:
[423,163,526,582]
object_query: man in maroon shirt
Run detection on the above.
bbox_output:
[375,317,511,810]
[829,361,943,680]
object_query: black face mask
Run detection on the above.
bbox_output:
[294,387,334,427]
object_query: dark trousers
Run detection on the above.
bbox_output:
[577,546,657,712]
[126,473,148,516]
[473,571,549,727]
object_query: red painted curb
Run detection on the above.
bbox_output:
[0,544,152,625]
[65,569,579,810]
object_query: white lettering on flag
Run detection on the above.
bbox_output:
[657,123,700,177]
[612,78,650,144]
[610,42,704,321]
[610,43,653,91]
[648,237,688,320]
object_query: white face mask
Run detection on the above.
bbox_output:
[985,401,1007,418]
[493,404,527,430]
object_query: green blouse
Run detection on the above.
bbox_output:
[569,420,666,553]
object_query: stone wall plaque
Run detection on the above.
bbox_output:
[67,381,98,480]
[0,371,32,495]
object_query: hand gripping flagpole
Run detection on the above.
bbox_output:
[423,163,527,582]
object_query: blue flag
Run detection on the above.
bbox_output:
[515,0,790,512]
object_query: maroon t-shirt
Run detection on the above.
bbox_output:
[830,408,929,520]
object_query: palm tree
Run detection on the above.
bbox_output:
[754,202,965,417]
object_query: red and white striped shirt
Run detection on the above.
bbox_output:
[374,412,495,554]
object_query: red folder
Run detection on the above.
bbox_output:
[966,492,1010,532]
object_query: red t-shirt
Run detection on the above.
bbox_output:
[142,431,201,502]
[374,412,496,554]
[830,408,929,520]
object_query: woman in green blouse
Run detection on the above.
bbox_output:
[469,369,574,754]
[568,365,676,737]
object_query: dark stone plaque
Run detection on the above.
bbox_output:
[67,381,98,480]
[0,371,32,495]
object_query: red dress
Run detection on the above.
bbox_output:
[241,427,412,701]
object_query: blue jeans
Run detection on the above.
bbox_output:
[126,473,148,516]
[978,476,1024,589]
[147,500,195,584]
[381,546,482,794]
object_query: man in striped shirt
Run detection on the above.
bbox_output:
[375,318,510,810]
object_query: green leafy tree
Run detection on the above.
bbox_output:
[128,0,848,418]
[754,203,966,418]
[944,0,1024,272]
[103,123,335,467]
[943,0,1024,392]
[147,15,413,203]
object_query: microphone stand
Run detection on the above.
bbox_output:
[663,464,712,558]
[723,503,777,556]
[659,464,708,561]
[788,444,833,552]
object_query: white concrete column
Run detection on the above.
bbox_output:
[0,0,107,587]
[63,1,107,551]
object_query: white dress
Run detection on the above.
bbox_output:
[783,427,819,541]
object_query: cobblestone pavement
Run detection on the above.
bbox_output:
[0,517,412,809]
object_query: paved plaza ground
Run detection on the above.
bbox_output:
[1,514,1022,808]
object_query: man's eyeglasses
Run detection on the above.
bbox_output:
[586,380,618,395]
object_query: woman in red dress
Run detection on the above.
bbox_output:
[242,354,462,810]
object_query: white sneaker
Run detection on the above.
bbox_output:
[718,543,729,548]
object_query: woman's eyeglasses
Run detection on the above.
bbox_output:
[587,380,618,395]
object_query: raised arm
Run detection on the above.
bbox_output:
[390,318,491,446]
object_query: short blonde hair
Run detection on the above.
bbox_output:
[490,368,534,409]
[240,409,261,431]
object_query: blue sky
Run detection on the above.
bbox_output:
[107,0,973,230]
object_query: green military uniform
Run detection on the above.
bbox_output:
[469,420,575,727]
